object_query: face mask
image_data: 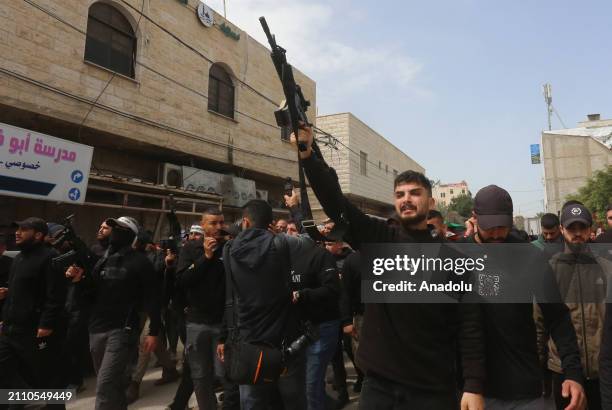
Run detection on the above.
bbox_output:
[109,227,135,249]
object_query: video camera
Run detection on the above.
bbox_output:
[51,214,96,272]
[284,321,319,360]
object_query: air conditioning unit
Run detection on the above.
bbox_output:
[256,189,269,201]
[160,163,183,187]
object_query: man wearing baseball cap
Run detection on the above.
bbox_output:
[0,217,67,391]
[67,216,161,410]
[536,203,611,410]
[466,186,586,409]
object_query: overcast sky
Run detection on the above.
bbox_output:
[207,0,612,217]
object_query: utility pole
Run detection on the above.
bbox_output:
[543,83,552,131]
[223,0,227,18]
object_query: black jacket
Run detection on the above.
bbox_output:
[84,245,161,336]
[1,242,66,334]
[463,233,583,399]
[0,254,11,316]
[223,229,298,347]
[302,153,485,394]
[176,239,225,324]
[340,251,364,321]
[290,239,340,324]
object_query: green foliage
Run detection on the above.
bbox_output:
[566,165,612,222]
[448,193,474,219]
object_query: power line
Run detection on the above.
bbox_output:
[116,0,280,107]
[0,66,298,164]
[18,0,394,176]
[20,0,284,133]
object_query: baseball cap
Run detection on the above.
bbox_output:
[12,217,49,235]
[473,185,513,230]
[46,223,66,239]
[105,216,139,235]
[560,204,592,228]
[189,224,204,235]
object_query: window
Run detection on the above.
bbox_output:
[360,151,367,176]
[450,189,454,195]
[441,192,446,198]
[208,63,235,118]
[393,169,398,179]
[462,189,466,194]
[385,165,388,174]
[378,161,381,170]
[84,3,136,78]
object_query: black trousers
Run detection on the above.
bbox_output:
[359,373,458,410]
[552,372,601,410]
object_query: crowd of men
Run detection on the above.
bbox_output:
[0,124,611,410]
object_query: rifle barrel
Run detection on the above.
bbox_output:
[259,17,275,45]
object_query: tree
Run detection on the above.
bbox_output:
[448,193,474,219]
[566,165,612,223]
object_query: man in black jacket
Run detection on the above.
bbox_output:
[466,185,585,410]
[176,207,238,410]
[218,199,308,410]
[0,217,66,391]
[291,126,485,409]
[67,216,160,410]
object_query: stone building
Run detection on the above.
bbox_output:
[542,114,612,215]
[432,181,469,207]
[0,0,315,240]
[313,113,424,220]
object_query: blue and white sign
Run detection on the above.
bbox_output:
[530,144,541,164]
[0,122,93,204]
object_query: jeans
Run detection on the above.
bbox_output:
[89,328,139,410]
[240,350,307,410]
[359,373,457,410]
[306,320,340,410]
[185,321,226,410]
[485,397,543,410]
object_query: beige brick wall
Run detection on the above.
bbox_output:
[316,113,424,206]
[542,133,611,214]
[0,0,316,182]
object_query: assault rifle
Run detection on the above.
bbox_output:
[260,17,346,241]
[51,214,97,272]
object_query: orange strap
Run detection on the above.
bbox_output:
[253,350,264,384]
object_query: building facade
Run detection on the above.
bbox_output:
[313,113,424,220]
[0,0,315,240]
[542,114,612,215]
[432,181,469,207]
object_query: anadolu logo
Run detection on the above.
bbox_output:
[571,207,582,216]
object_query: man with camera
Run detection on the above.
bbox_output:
[175,207,238,410]
[66,216,160,410]
[290,126,486,409]
[0,217,66,393]
[217,199,313,410]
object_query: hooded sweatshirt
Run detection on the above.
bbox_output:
[224,228,297,347]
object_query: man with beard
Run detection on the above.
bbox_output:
[91,220,112,258]
[176,207,238,410]
[66,216,160,410]
[0,218,66,393]
[291,126,485,409]
[532,213,563,252]
[465,185,585,410]
[536,204,611,410]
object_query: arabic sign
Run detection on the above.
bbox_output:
[182,166,256,207]
[0,122,93,204]
[530,144,541,164]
